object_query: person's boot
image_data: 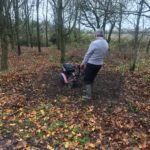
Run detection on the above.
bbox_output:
[82,84,92,100]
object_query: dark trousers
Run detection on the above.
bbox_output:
[84,63,101,84]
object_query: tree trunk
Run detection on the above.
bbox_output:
[57,0,65,63]
[28,22,33,48]
[1,33,8,70]
[146,38,150,54]
[107,21,115,43]
[13,0,21,56]
[29,17,34,48]
[26,0,33,48]
[45,0,49,47]
[36,0,41,52]
[25,23,29,46]
[130,0,144,71]
[24,0,33,47]
[102,0,111,33]
[0,0,8,70]
[8,11,15,50]
[24,5,29,47]
[118,2,123,52]
[77,8,81,43]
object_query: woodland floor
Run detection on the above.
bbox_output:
[0,47,150,150]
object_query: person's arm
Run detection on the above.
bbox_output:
[81,42,95,65]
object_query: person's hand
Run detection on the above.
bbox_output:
[80,64,86,69]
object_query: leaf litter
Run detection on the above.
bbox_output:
[0,48,149,149]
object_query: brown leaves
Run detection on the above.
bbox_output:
[59,96,70,104]
[111,116,134,129]
[0,48,150,149]
[123,71,150,102]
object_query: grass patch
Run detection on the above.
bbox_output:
[49,121,65,131]
[125,101,139,113]
[117,64,127,75]
[72,125,80,133]
[106,101,117,114]
[77,136,90,145]
[143,74,150,82]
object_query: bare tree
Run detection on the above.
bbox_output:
[49,0,79,63]
[80,0,120,41]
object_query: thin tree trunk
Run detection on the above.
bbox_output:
[36,0,41,52]
[24,0,32,47]
[1,32,8,70]
[77,8,81,43]
[0,0,8,70]
[45,0,49,47]
[118,2,123,52]
[102,0,111,33]
[26,0,33,48]
[107,21,115,43]
[25,23,29,46]
[146,38,150,54]
[8,11,15,50]
[29,13,34,48]
[57,0,65,63]
[28,21,33,48]
[130,0,144,71]
[13,0,21,56]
